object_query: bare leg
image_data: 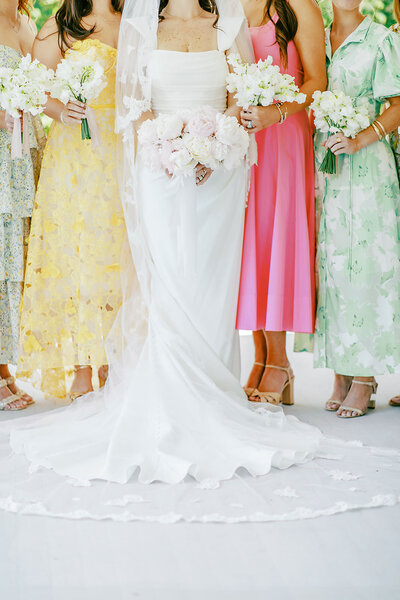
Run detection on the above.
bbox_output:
[250,331,292,398]
[244,331,267,394]
[325,372,353,411]
[337,376,376,418]
[69,366,94,401]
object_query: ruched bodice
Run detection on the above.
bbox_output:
[148,50,229,114]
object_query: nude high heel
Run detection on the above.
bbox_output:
[67,366,93,403]
[244,361,265,398]
[337,379,378,418]
[249,365,295,406]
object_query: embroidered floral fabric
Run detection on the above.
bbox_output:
[17,40,126,398]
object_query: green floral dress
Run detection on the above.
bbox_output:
[390,24,400,183]
[0,44,45,364]
[313,18,400,376]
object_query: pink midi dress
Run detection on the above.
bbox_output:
[236,19,315,334]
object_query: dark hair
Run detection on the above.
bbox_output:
[54,0,124,51]
[394,0,400,24]
[159,0,219,27]
[263,0,298,66]
[18,0,32,16]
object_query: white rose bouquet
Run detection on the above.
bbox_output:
[311,90,371,174]
[0,54,53,158]
[138,106,249,178]
[226,53,306,109]
[51,56,107,142]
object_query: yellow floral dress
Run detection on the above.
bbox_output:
[18,39,126,399]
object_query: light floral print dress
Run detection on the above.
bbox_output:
[313,18,400,376]
[390,23,400,183]
[0,44,45,365]
[18,40,126,399]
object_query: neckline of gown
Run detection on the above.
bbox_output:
[154,49,221,55]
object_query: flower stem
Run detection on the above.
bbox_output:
[319,148,336,175]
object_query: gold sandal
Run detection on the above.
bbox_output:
[325,376,353,412]
[244,361,265,398]
[5,376,35,406]
[249,365,295,406]
[0,379,27,411]
[337,379,377,418]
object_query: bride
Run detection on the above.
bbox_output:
[2,0,398,524]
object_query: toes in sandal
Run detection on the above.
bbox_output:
[5,376,34,406]
[0,379,27,412]
[337,379,377,419]
[249,365,295,406]
[244,361,265,398]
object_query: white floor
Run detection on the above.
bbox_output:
[1,334,400,600]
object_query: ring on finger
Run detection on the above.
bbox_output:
[336,137,342,143]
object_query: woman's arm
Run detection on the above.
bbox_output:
[326,97,400,155]
[33,18,85,125]
[241,0,326,133]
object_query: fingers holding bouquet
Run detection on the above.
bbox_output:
[240,105,280,134]
[325,132,360,156]
[60,100,87,127]
[195,163,213,186]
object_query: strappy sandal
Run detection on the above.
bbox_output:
[67,366,93,402]
[325,376,353,412]
[5,376,35,406]
[249,365,295,406]
[0,379,27,411]
[244,361,265,398]
[337,379,377,418]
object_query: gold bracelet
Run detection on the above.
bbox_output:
[274,102,284,123]
[375,119,388,138]
[371,122,383,140]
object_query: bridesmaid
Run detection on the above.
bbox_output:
[0,0,45,411]
[17,0,126,401]
[238,0,326,404]
[388,0,400,409]
[315,0,400,418]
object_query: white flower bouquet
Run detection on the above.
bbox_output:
[226,53,306,109]
[51,55,107,142]
[138,106,249,178]
[0,54,53,158]
[311,90,371,174]
[0,53,53,118]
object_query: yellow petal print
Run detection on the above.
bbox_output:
[43,220,58,233]
[73,217,84,234]
[41,263,61,279]
[65,299,77,316]
[23,332,42,354]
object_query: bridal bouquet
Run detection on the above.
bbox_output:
[51,55,107,143]
[138,106,249,178]
[226,53,306,109]
[311,90,371,174]
[0,54,53,158]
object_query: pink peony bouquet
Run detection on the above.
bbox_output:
[137,106,249,177]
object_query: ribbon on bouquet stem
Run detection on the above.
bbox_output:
[85,107,102,148]
[10,112,30,160]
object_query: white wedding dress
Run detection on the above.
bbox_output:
[0,48,399,523]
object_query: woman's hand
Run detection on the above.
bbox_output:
[240,105,280,134]
[325,132,360,156]
[195,163,213,186]
[60,100,86,126]
[0,110,21,132]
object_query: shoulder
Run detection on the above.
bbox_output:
[20,13,37,35]
[367,20,390,42]
[37,16,59,40]
[288,0,324,20]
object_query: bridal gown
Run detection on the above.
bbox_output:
[0,50,399,523]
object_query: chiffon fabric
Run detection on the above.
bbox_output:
[313,20,400,376]
[17,40,126,398]
[1,43,400,525]
[236,18,315,333]
[0,44,45,364]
